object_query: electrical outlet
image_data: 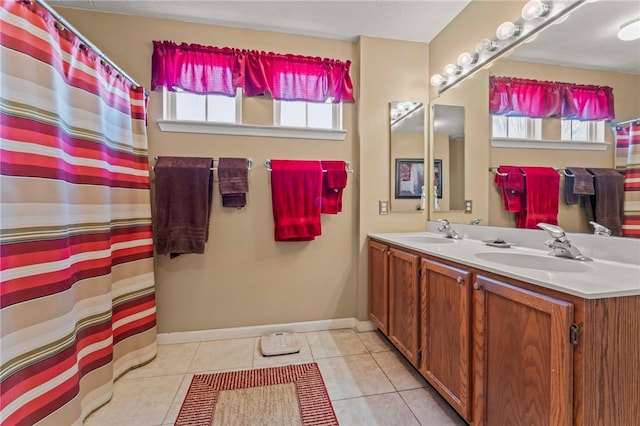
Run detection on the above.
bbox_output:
[379,200,389,215]
[465,200,473,213]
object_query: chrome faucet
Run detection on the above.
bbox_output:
[589,221,611,237]
[438,219,462,239]
[537,223,591,261]
[470,218,483,225]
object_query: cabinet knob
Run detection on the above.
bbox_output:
[473,282,481,290]
[456,276,463,284]
[386,250,391,256]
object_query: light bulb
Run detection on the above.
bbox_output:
[443,63,462,77]
[496,21,521,40]
[430,74,447,87]
[521,0,550,20]
[457,52,478,67]
[475,38,497,53]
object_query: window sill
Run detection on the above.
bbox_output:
[157,120,347,141]
[491,138,608,151]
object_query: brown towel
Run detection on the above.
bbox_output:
[153,156,213,257]
[585,168,625,236]
[564,167,595,205]
[218,157,249,208]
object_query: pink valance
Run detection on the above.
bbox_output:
[489,76,615,121]
[151,41,354,103]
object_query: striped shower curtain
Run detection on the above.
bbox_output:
[615,123,640,238]
[1,1,156,424]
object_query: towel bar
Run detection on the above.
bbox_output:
[264,159,353,173]
[152,157,253,172]
[489,166,562,176]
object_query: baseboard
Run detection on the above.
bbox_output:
[157,317,368,345]
[356,320,376,332]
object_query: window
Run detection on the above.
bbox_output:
[561,119,605,142]
[274,100,342,130]
[492,115,541,139]
[163,88,241,123]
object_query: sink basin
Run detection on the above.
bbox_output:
[399,236,454,244]
[474,252,593,273]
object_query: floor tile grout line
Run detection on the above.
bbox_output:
[159,372,189,425]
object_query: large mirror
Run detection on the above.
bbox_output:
[431,104,465,212]
[390,102,426,212]
[429,0,640,235]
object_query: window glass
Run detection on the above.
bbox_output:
[280,101,307,127]
[307,102,333,129]
[206,94,236,123]
[492,115,507,138]
[507,116,530,138]
[166,88,240,123]
[175,92,206,121]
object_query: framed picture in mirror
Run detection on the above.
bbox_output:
[395,158,424,199]
[434,159,443,199]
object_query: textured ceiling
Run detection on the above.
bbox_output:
[47,0,471,43]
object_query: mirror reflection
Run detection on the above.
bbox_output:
[390,102,425,212]
[429,0,640,236]
[432,104,465,212]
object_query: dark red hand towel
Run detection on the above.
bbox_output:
[153,156,213,257]
[270,160,323,241]
[586,168,625,236]
[494,165,525,213]
[321,160,348,214]
[518,167,560,229]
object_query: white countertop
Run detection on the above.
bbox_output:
[369,232,640,299]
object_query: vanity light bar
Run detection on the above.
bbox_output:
[431,0,585,93]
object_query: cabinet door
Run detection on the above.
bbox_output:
[420,259,472,421]
[473,275,574,426]
[388,248,420,366]
[368,240,389,335]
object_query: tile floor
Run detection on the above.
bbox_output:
[84,329,466,426]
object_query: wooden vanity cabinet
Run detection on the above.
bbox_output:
[472,275,574,426]
[388,247,421,366]
[420,259,473,421]
[368,240,389,335]
[369,237,640,426]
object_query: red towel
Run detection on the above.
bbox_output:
[270,160,323,241]
[321,160,348,214]
[518,167,560,229]
[494,165,525,213]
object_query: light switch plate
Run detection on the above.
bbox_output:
[379,200,389,215]
[465,200,473,213]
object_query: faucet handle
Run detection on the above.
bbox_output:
[439,219,450,226]
[537,223,566,239]
[589,221,611,237]
[470,218,483,225]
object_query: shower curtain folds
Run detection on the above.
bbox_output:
[1,1,156,424]
[614,122,640,238]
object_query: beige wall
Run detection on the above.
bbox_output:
[357,36,429,321]
[56,8,360,333]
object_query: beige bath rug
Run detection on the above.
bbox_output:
[174,363,337,425]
